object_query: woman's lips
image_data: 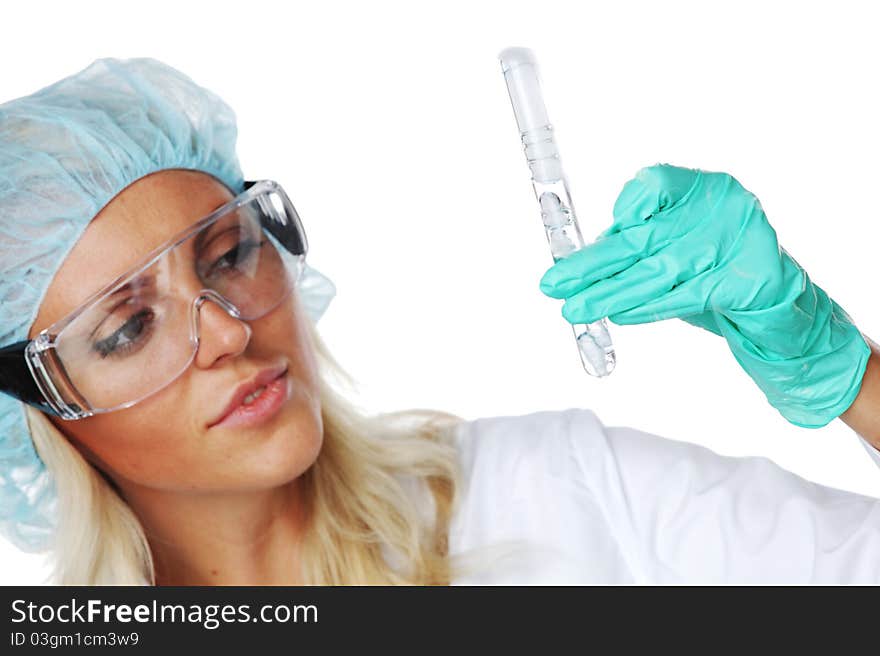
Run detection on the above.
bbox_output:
[209,371,291,430]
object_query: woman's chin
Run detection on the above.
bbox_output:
[232,413,323,488]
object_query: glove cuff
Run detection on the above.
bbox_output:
[719,298,870,428]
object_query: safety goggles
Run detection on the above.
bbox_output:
[0,179,308,420]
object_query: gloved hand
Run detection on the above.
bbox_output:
[538,163,870,428]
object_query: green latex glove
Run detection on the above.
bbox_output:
[538,164,870,428]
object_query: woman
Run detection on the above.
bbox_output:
[1,58,878,585]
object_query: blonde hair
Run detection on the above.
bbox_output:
[25,318,475,585]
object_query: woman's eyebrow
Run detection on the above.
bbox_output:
[194,209,249,253]
[193,224,215,253]
[101,273,157,305]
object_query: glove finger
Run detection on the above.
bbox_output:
[559,244,709,325]
[539,222,654,298]
[541,184,712,301]
[599,164,702,238]
[606,272,718,325]
[679,310,724,337]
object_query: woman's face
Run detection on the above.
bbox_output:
[28,169,324,494]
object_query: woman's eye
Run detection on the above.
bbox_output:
[205,239,265,277]
[93,308,155,359]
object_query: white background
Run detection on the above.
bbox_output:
[2,0,878,584]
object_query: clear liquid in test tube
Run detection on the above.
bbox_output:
[498,46,616,377]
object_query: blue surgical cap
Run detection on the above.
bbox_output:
[0,57,336,553]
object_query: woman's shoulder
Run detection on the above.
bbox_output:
[448,406,611,523]
[451,406,606,472]
[447,406,637,583]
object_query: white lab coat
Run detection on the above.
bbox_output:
[446,408,880,584]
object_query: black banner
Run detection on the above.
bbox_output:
[0,585,862,651]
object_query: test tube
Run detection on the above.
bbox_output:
[498,46,616,377]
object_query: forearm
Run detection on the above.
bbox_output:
[839,335,880,451]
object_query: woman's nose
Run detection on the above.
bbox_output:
[192,292,253,368]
